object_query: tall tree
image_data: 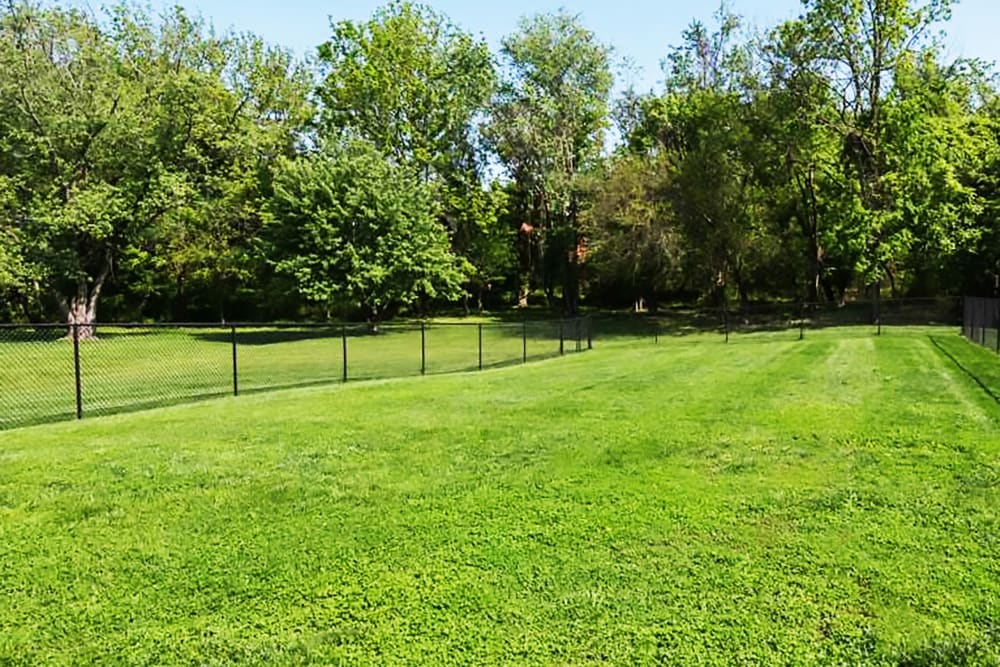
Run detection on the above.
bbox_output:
[315,2,509,307]
[486,10,613,313]
[316,1,493,177]
[627,6,778,306]
[581,153,683,309]
[777,0,979,293]
[756,28,850,303]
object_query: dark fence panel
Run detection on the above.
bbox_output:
[0,318,593,431]
[963,297,1000,353]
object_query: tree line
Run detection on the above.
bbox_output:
[1,0,998,327]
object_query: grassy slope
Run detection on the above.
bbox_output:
[0,329,998,666]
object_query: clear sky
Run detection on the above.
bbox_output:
[74,0,1000,93]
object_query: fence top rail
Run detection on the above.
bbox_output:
[0,317,593,331]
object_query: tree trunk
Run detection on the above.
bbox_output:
[795,166,823,304]
[565,252,580,316]
[62,261,110,339]
[885,264,899,298]
[65,286,99,339]
[61,255,111,338]
[564,200,581,316]
[807,167,822,304]
[173,273,188,321]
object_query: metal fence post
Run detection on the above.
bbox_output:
[421,321,426,375]
[73,324,83,420]
[799,302,805,341]
[723,308,729,344]
[478,324,483,371]
[875,284,882,336]
[522,320,527,364]
[971,297,977,341]
[961,298,967,339]
[994,299,1000,354]
[559,320,564,356]
[342,325,348,382]
[982,298,989,346]
[587,316,593,350]
[231,325,239,397]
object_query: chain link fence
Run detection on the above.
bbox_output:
[725,297,961,340]
[0,300,975,431]
[0,318,592,431]
[589,298,960,344]
[962,297,1000,353]
[594,297,962,343]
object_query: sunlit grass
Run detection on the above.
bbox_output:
[0,327,998,665]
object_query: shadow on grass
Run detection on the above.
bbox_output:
[197,326,359,347]
[929,335,1000,405]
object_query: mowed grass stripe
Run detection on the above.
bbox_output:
[1,329,998,665]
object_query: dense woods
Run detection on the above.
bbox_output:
[1,0,999,325]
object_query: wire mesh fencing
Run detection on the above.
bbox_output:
[962,297,1000,353]
[589,298,962,345]
[0,318,593,431]
[724,298,960,340]
[0,299,973,431]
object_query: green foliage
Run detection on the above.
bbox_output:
[581,154,683,305]
[1,330,999,663]
[0,1,311,323]
[315,2,506,306]
[486,10,613,311]
[317,1,493,174]
[613,0,992,303]
[267,143,465,319]
[2,0,1000,321]
[775,0,979,288]
[625,9,780,304]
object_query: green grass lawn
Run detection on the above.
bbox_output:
[1,328,998,665]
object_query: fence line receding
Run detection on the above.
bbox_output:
[0,318,593,431]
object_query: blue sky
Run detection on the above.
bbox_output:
[75,0,1000,93]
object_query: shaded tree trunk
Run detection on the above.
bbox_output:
[61,258,110,338]
[565,252,580,315]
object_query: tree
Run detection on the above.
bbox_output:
[133,21,313,321]
[755,28,851,303]
[315,2,509,308]
[0,2,311,329]
[316,1,493,177]
[625,6,779,307]
[776,0,979,293]
[447,183,515,313]
[266,142,465,322]
[486,10,613,313]
[581,153,683,309]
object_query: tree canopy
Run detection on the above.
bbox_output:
[1,0,998,324]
